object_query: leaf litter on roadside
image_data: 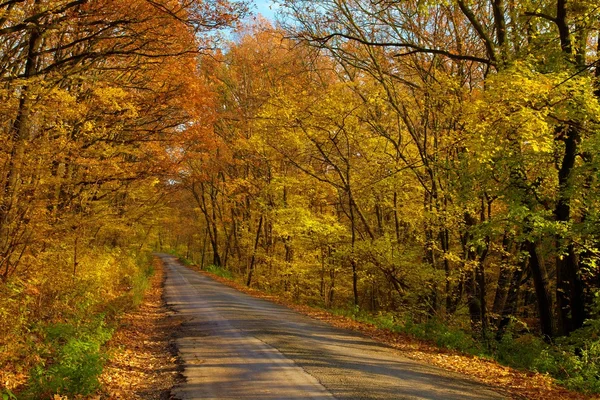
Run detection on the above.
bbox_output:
[95,258,183,400]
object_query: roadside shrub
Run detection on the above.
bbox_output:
[399,317,483,355]
[493,320,600,394]
[372,312,397,330]
[554,324,600,393]
[206,264,233,279]
[1,389,17,400]
[496,333,552,371]
[26,318,113,399]
[0,244,155,398]
[131,259,155,305]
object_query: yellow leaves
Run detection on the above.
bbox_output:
[92,86,138,118]
[273,206,347,242]
[551,75,600,128]
[464,63,567,174]
[48,87,80,116]
[462,62,600,209]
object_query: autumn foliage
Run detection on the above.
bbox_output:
[2,0,600,397]
[0,0,243,397]
[162,1,600,394]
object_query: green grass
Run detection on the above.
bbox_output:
[326,308,484,356]
[290,302,600,393]
[166,250,197,267]
[25,317,113,398]
[205,264,233,279]
[331,307,600,394]
[131,261,155,306]
[166,249,235,280]
[1,389,17,400]
[22,257,156,399]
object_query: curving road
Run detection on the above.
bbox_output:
[161,255,506,400]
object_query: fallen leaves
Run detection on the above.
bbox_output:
[96,257,183,399]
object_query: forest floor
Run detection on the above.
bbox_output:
[96,257,183,399]
[182,264,594,400]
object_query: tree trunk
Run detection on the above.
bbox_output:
[551,0,588,337]
[553,125,585,335]
[246,214,263,287]
[496,247,527,339]
[492,236,513,322]
[526,240,554,339]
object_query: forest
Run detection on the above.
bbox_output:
[1,0,600,398]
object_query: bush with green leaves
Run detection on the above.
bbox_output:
[205,264,233,279]
[25,318,113,399]
[1,389,17,400]
[553,324,600,393]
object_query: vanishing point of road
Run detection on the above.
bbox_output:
[161,254,506,400]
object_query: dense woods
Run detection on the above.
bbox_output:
[1,0,600,397]
[0,0,244,396]
[162,0,600,393]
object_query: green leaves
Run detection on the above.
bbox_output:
[26,317,113,398]
[1,390,17,400]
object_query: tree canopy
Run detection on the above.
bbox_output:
[2,0,600,396]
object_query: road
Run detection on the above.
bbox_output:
[161,255,506,400]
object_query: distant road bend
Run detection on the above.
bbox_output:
[161,254,506,400]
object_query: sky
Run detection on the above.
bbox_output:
[216,0,280,41]
[252,0,280,22]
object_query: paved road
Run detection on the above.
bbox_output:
[161,255,506,400]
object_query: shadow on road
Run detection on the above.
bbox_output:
[161,255,505,400]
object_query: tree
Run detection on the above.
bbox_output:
[277,0,600,337]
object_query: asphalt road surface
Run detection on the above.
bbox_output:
[161,254,506,400]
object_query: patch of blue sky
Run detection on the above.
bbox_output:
[251,0,280,21]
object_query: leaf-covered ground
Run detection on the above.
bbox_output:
[191,266,593,400]
[96,258,183,399]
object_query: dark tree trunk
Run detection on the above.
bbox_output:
[554,126,585,335]
[348,192,359,307]
[492,235,513,321]
[465,270,482,329]
[200,226,208,269]
[246,215,263,287]
[497,244,528,339]
[551,0,588,337]
[393,192,401,243]
[526,240,554,339]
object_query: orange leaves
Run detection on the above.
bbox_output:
[0,0,241,395]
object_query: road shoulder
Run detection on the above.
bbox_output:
[98,257,184,399]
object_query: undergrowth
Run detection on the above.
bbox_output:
[204,264,234,279]
[331,308,600,394]
[23,256,155,399]
[1,251,156,399]
[26,317,113,398]
[167,250,234,279]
